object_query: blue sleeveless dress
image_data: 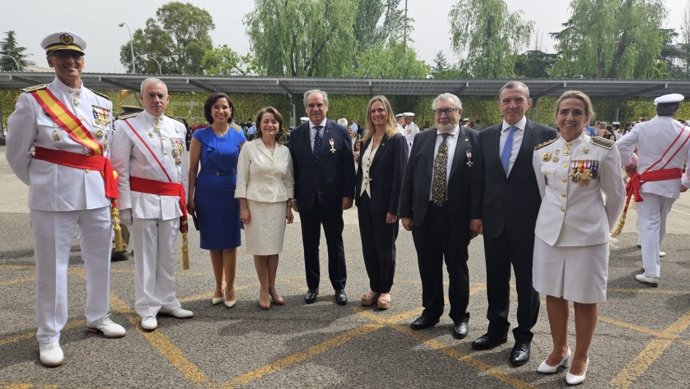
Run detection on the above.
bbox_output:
[193,127,245,249]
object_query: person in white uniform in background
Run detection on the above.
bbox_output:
[616,93,690,287]
[401,112,419,153]
[5,31,126,367]
[111,78,193,331]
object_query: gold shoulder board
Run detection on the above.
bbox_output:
[591,136,615,150]
[534,137,557,150]
[117,112,139,120]
[92,90,111,101]
[21,84,47,93]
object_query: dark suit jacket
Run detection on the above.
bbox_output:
[354,132,408,214]
[399,126,478,242]
[288,119,356,212]
[470,119,557,241]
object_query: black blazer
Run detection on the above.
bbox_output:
[288,119,356,212]
[354,132,408,214]
[470,119,557,241]
[399,127,478,242]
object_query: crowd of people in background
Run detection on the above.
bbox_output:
[7,31,690,388]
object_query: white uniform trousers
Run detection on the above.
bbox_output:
[636,192,675,278]
[30,207,113,343]
[132,217,181,318]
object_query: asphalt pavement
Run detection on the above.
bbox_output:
[1,144,689,389]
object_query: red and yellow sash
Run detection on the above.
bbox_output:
[29,88,103,156]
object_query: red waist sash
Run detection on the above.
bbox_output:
[626,168,682,202]
[130,176,188,232]
[33,147,118,200]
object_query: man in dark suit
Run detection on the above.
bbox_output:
[469,81,558,366]
[288,89,356,305]
[399,93,478,339]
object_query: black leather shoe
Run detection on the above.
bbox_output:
[470,333,508,350]
[451,322,469,339]
[509,342,531,367]
[410,315,439,330]
[334,289,348,305]
[304,289,319,304]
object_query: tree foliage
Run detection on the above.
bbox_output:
[245,0,358,77]
[448,0,533,78]
[202,45,255,76]
[514,50,558,79]
[0,31,32,71]
[550,0,667,79]
[352,41,429,79]
[119,2,214,75]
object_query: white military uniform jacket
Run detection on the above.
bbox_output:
[235,138,294,203]
[400,122,420,149]
[111,111,188,221]
[616,115,690,199]
[6,77,113,211]
[533,133,625,247]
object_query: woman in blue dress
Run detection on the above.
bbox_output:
[188,92,245,308]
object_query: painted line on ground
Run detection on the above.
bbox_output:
[610,309,690,388]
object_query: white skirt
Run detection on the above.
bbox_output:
[533,237,609,304]
[244,200,287,256]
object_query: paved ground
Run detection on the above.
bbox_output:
[1,144,689,388]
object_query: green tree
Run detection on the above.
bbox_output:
[119,2,214,75]
[0,31,32,71]
[514,50,558,79]
[449,0,533,78]
[352,41,429,79]
[550,0,667,79]
[429,50,462,80]
[202,45,255,76]
[245,0,358,77]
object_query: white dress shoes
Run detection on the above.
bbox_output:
[141,316,158,331]
[159,307,194,319]
[537,347,571,374]
[565,358,589,385]
[211,296,224,305]
[87,317,126,338]
[635,273,659,287]
[39,341,64,367]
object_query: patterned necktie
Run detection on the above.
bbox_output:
[431,133,450,205]
[313,126,322,159]
[501,126,516,174]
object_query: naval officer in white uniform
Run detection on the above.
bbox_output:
[5,31,126,367]
[111,78,193,331]
[616,93,690,286]
[532,90,625,385]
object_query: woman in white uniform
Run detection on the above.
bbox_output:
[236,107,294,309]
[532,90,625,385]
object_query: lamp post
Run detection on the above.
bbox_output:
[150,57,163,74]
[118,22,136,74]
[7,55,21,71]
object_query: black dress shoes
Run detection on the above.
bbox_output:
[509,342,531,367]
[470,333,508,350]
[304,289,319,304]
[334,289,348,305]
[410,315,439,330]
[451,322,469,339]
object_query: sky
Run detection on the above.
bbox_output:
[1,0,689,73]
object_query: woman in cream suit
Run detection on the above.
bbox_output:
[532,90,625,385]
[236,107,294,309]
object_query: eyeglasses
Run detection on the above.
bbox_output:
[433,108,459,116]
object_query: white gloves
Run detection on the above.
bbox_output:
[119,209,132,226]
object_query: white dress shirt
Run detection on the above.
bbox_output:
[499,116,527,175]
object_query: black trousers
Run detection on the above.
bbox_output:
[299,197,347,291]
[357,194,397,293]
[483,230,540,343]
[412,203,470,324]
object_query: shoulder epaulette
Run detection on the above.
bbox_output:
[21,84,47,93]
[591,136,615,150]
[92,90,111,101]
[117,112,139,120]
[534,137,557,150]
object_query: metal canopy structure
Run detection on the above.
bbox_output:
[2,72,690,99]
